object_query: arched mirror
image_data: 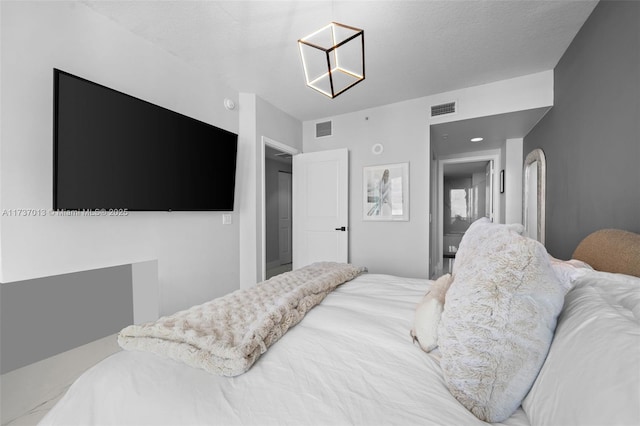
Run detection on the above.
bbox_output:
[523,148,546,245]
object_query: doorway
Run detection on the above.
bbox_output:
[263,141,295,280]
[442,160,492,273]
[435,153,499,276]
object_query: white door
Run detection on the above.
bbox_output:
[293,148,349,269]
[278,171,292,264]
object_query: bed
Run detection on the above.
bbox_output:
[40,223,640,426]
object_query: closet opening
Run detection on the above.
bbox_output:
[263,142,295,280]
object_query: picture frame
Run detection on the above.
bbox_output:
[363,162,409,221]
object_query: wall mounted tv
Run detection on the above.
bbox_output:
[53,69,238,211]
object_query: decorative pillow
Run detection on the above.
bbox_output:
[411,273,453,352]
[438,218,565,422]
[523,270,640,425]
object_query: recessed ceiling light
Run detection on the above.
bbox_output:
[470,137,484,142]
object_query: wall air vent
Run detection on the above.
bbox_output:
[430,101,457,117]
[315,120,333,138]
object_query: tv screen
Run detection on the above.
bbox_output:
[53,69,238,211]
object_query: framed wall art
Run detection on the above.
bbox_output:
[363,162,409,221]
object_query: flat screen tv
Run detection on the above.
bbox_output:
[53,69,238,211]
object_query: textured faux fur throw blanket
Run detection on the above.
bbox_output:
[118,262,365,376]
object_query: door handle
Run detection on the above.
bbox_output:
[335,226,347,231]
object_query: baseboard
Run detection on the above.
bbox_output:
[1,334,121,425]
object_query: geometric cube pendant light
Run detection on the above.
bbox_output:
[298,22,365,98]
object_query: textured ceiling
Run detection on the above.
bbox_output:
[83,0,598,122]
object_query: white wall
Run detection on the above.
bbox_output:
[237,94,259,289]
[503,138,524,224]
[303,98,431,278]
[428,71,553,126]
[1,2,240,315]
[237,94,301,289]
[303,71,553,278]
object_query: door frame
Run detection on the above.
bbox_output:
[261,136,299,281]
[435,149,500,276]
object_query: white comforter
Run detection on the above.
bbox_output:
[41,274,530,426]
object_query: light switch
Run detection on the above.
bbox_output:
[222,213,232,225]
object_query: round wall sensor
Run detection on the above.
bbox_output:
[224,98,236,111]
[371,143,384,155]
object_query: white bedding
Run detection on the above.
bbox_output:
[40,273,530,426]
[523,269,640,425]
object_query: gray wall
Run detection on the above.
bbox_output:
[1,265,133,373]
[524,0,640,259]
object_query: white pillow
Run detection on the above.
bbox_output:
[523,270,640,425]
[411,273,453,352]
[548,256,593,293]
[438,218,565,422]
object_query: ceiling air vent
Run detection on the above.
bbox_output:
[315,120,333,138]
[430,101,456,117]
